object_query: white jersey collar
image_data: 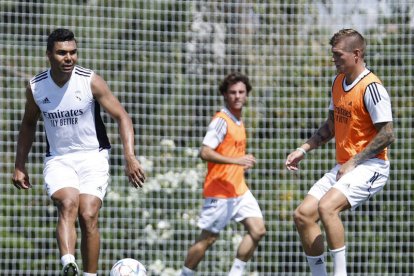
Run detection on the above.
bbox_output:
[342,68,371,91]
[221,107,242,126]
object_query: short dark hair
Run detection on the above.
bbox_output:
[47,28,77,52]
[329,28,366,58]
[219,72,252,95]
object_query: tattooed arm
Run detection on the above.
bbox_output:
[285,110,335,171]
[303,110,335,151]
[336,121,395,180]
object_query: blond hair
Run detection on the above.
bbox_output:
[330,29,366,58]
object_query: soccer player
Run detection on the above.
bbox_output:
[12,28,145,276]
[181,72,266,276]
[285,29,395,276]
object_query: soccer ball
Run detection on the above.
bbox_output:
[110,258,147,276]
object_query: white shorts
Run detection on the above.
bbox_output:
[43,149,110,201]
[308,158,390,210]
[197,190,263,233]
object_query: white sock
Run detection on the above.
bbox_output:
[228,258,246,276]
[330,246,347,276]
[181,266,195,276]
[306,254,327,276]
[83,273,97,276]
[61,254,75,266]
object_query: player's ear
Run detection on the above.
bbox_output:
[354,48,362,59]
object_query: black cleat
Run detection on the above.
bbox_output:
[62,262,79,276]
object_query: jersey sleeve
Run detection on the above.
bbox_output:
[202,117,227,149]
[364,83,393,124]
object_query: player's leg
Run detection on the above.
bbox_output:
[44,155,81,274]
[236,217,266,261]
[294,194,328,276]
[322,159,390,276]
[51,187,80,275]
[294,195,323,255]
[227,217,265,276]
[78,195,102,274]
[229,191,265,275]
[295,166,339,275]
[318,188,349,276]
[295,167,339,255]
[52,188,80,255]
[76,150,109,274]
[182,197,231,275]
[318,188,349,250]
[232,190,266,261]
[183,230,219,270]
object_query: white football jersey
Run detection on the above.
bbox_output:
[30,66,111,157]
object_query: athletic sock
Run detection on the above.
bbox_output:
[228,258,247,276]
[61,254,76,266]
[306,254,328,276]
[330,246,347,276]
[181,266,195,276]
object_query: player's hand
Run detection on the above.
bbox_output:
[336,159,356,181]
[285,150,305,171]
[12,168,32,189]
[125,156,146,188]
[237,154,256,171]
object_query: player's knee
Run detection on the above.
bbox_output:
[190,236,216,254]
[199,230,219,243]
[78,209,99,230]
[250,224,266,242]
[205,234,218,246]
[197,232,218,249]
[56,198,78,217]
[317,200,336,220]
[293,207,311,228]
[79,208,98,220]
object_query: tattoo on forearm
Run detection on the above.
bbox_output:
[354,123,395,165]
[311,112,335,148]
[313,124,333,146]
